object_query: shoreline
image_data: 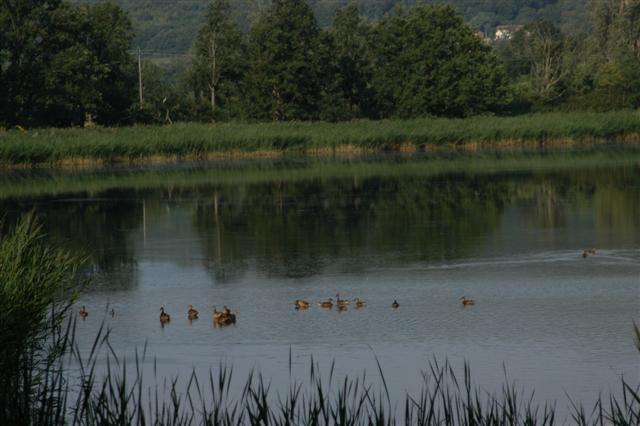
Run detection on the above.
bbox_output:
[1,133,639,170]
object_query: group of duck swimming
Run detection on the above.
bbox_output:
[294,293,379,310]
[78,295,476,323]
[294,293,475,310]
[159,304,237,326]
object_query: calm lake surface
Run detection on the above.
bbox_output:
[1,149,639,416]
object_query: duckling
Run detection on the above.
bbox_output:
[318,298,333,308]
[294,299,311,309]
[79,306,88,319]
[353,298,366,308]
[335,293,350,307]
[187,304,199,320]
[460,296,475,306]
[391,300,399,309]
[160,306,171,323]
[582,249,589,258]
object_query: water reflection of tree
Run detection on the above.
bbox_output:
[189,174,516,280]
[193,189,250,283]
[190,165,640,280]
[518,167,640,245]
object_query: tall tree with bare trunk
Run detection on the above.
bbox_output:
[189,0,244,121]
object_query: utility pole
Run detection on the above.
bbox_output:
[138,47,143,109]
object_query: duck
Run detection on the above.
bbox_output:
[335,293,350,307]
[353,298,366,308]
[391,300,399,309]
[214,308,237,326]
[188,304,199,320]
[588,248,596,255]
[160,306,171,323]
[318,298,333,308]
[294,299,311,309]
[582,249,589,258]
[460,296,475,306]
[79,306,88,319]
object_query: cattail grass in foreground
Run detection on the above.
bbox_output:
[1,110,640,166]
[0,212,84,426]
[63,323,639,425]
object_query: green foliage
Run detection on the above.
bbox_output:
[0,212,81,425]
[0,0,136,127]
[245,0,324,121]
[500,20,572,108]
[500,1,640,111]
[327,4,377,119]
[186,0,245,121]
[371,5,510,117]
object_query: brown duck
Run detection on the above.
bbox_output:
[335,293,349,307]
[353,298,366,308]
[318,298,333,308]
[188,304,199,320]
[160,306,171,323]
[460,296,475,306]
[294,299,311,309]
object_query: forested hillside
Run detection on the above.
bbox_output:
[79,0,591,53]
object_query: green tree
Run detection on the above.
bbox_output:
[371,5,510,118]
[131,60,178,124]
[86,2,137,125]
[329,3,376,118]
[245,0,322,121]
[502,21,571,106]
[0,0,135,127]
[188,0,245,121]
[588,0,640,108]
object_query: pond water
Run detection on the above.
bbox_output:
[1,150,639,417]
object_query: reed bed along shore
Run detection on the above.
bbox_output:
[1,111,639,167]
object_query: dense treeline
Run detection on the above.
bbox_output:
[1,0,639,128]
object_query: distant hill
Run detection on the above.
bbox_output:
[80,0,591,55]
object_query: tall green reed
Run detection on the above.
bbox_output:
[65,325,639,425]
[0,212,84,425]
[1,110,639,166]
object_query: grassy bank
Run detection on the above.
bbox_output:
[1,111,639,167]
